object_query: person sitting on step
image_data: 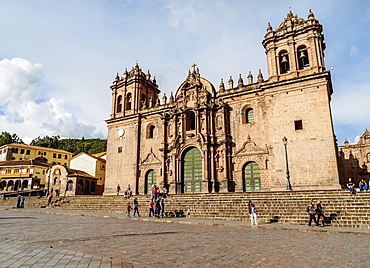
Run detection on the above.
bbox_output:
[346,178,355,194]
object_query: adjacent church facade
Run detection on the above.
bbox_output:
[105,10,340,195]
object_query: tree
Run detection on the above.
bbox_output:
[30,135,60,148]
[0,132,24,146]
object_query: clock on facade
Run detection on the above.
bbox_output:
[117,128,125,137]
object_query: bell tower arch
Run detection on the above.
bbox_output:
[262,10,326,82]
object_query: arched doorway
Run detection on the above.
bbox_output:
[14,180,21,191]
[243,161,261,192]
[0,180,6,190]
[145,170,157,194]
[67,180,73,191]
[84,181,90,194]
[21,180,28,190]
[77,179,83,192]
[182,147,202,193]
[7,180,14,191]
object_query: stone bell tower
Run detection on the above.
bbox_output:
[262,10,326,82]
[110,63,160,119]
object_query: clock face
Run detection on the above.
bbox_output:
[117,128,125,137]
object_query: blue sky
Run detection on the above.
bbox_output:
[0,0,369,145]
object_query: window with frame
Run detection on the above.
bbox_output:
[186,111,196,131]
[246,108,255,123]
[118,147,123,153]
[20,149,25,154]
[126,93,132,110]
[53,153,56,158]
[26,150,30,155]
[297,46,309,70]
[148,125,155,138]
[116,95,123,113]
[279,50,290,74]
[58,154,61,159]
[294,120,303,130]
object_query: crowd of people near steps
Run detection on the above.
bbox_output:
[123,184,167,218]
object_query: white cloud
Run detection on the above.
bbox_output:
[0,58,43,106]
[0,58,101,143]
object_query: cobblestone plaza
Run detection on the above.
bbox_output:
[1,207,369,267]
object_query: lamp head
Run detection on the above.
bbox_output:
[282,136,288,145]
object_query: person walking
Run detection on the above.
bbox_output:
[151,186,157,202]
[248,200,258,225]
[160,198,165,217]
[133,198,140,217]
[307,200,319,226]
[149,199,155,217]
[155,199,161,218]
[47,190,53,206]
[20,196,25,208]
[126,202,132,217]
[316,200,325,226]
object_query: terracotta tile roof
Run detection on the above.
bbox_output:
[67,168,98,180]
[0,143,73,154]
[0,159,52,168]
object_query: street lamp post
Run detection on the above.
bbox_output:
[282,136,293,191]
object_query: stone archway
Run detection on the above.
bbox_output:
[242,161,261,192]
[182,147,202,193]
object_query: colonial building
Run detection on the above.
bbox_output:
[0,159,51,191]
[46,164,101,196]
[70,152,106,193]
[105,10,340,195]
[338,129,370,187]
[0,143,73,167]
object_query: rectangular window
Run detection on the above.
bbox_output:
[38,151,41,155]
[53,153,56,158]
[20,149,25,154]
[64,155,68,159]
[294,120,303,130]
[12,148,18,153]
[118,147,122,153]
[43,152,46,155]
[58,154,62,159]
[26,150,30,155]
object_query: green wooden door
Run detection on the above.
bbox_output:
[146,170,157,194]
[183,148,202,193]
[243,162,261,192]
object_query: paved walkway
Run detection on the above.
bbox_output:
[1,206,369,267]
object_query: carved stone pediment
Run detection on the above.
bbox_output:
[175,66,216,109]
[141,150,161,165]
[235,137,267,156]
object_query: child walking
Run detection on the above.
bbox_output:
[126,202,132,217]
[149,199,154,217]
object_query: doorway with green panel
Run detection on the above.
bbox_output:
[145,169,157,194]
[182,147,203,193]
[243,161,261,192]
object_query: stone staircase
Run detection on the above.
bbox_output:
[2,190,370,228]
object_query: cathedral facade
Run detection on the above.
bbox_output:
[105,10,340,195]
